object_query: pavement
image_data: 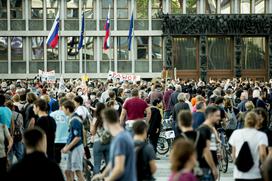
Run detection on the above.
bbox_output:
[155,156,234,181]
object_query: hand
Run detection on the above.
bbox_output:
[7,143,12,153]
[156,128,159,134]
[91,174,104,181]
[212,168,218,180]
[61,145,70,153]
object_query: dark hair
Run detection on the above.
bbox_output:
[94,102,106,129]
[170,139,195,172]
[102,108,119,124]
[27,92,37,104]
[196,101,205,110]
[131,89,139,97]
[133,121,147,135]
[178,110,192,127]
[254,108,268,128]
[59,97,68,107]
[205,106,220,117]
[117,88,124,97]
[23,127,45,149]
[5,100,14,110]
[62,100,76,113]
[109,91,116,99]
[0,94,5,106]
[152,99,161,106]
[74,96,83,106]
[215,96,224,105]
[34,99,48,112]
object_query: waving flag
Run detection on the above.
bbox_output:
[128,11,134,51]
[103,5,111,50]
[46,11,60,48]
[78,12,85,50]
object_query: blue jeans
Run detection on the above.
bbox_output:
[8,141,24,164]
[93,141,110,174]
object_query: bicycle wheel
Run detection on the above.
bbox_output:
[157,137,169,155]
[218,144,228,173]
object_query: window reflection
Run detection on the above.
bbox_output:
[241,38,265,69]
[10,0,23,19]
[0,0,7,18]
[11,37,23,60]
[171,0,183,14]
[67,0,79,19]
[32,37,44,60]
[82,0,94,19]
[67,37,79,60]
[255,0,265,14]
[240,0,251,14]
[102,37,114,60]
[137,0,148,19]
[186,0,197,14]
[206,0,217,14]
[117,37,128,60]
[47,0,58,19]
[84,37,94,60]
[152,0,162,18]
[137,37,148,60]
[102,0,113,19]
[117,0,128,19]
[0,37,7,60]
[220,0,231,14]
[152,37,162,60]
[47,39,58,60]
[31,0,43,19]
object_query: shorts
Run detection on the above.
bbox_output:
[66,144,84,172]
[199,168,214,181]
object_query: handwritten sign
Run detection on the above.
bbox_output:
[108,71,140,82]
[39,70,56,83]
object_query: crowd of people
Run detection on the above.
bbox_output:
[0,77,272,181]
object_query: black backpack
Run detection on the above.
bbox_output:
[135,142,153,181]
[235,141,254,172]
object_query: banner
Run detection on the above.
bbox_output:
[39,70,56,83]
[108,71,140,82]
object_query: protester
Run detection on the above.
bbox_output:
[133,121,157,181]
[229,112,268,181]
[92,108,136,181]
[169,139,197,181]
[192,102,206,129]
[0,95,12,129]
[61,100,84,181]
[163,84,174,119]
[7,127,65,181]
[24,92,38,128]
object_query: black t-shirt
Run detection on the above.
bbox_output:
[175,130,206,164]
[24,104,38,128]
[35,116,56,161]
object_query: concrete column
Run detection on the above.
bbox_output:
[183,0,186,14]
[25,0,29,31]
[149,37,152,73]
[26,37,30,74]
[8,37,11,74]
[96,0,100,73]
[269,0,272,13]
[60,0,65,74]
[43,0,47,72]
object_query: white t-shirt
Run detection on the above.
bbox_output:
[229,128,268,179]
[75,106,90,121]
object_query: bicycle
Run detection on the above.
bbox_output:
[217,128,230,173]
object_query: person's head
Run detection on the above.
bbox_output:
[178,110,192,129]
[23,127,47,154]
[66,92,76,101]
[12,94,20,103]
[96,102,106,118]
[62,100,76,115]
[106,100,115,108]
[59,97,68,110]
[117,87,124,97]
[240,91,248,100]
[41,95,50,103]
[152,98,162,108]
[133,121,148,139]
[177,93,186,102]
[109,91,116,100]
[5,100,14,111]
[0,94,5,106]
[195,95,205,104]
[254,108,268,128]
[196,101,206,112]
[205,106,221,125]
[253,89,261,98]
[244,111,258,128]
[263,158,272,181]
[33,99,48,115]
[131,88,139,97]
[215,97,224,107]
[170,139,196,172]
[245,101,255,111]
[101,108,119,133]
[10,84,16,92]
[73,96,83,107]
[26,92,37,104]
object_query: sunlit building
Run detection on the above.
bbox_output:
[0,0,271,80]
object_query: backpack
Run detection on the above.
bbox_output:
[226,108,238,130]
[180,132,203,177]
[235,141,254,172]
[135,142,154,181]
[97,128,112,145]
[13,112,24,142]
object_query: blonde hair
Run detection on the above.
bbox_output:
[12,94,20,102]
[245,101,255,111]
[244,111,258,128]
[41,95,50,103]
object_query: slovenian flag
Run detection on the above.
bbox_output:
[128,11,134,51]
[78,12,85,50]
[103,5,111,50]
[46,11,60,48]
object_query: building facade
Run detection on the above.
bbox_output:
[0,0,271,80]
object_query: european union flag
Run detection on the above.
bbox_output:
[128,12,133,51]
[78,12,84,50]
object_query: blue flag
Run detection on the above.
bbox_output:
[128,12,133,51]
[78,12,84,50]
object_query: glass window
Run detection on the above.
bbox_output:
[186,0,197,14]
[102,37,114,60]
[240,0,251,14]
[220,0,231,14]
[241,37,265,69]
[31,37,44,60]
[0,0,7,18]
[10,0,23,19]
[102,0,114,19]
[152,37,162,60]
[117,0,128,19]
[82,0,94,19]
[206,0,217,14]
[67,37,79,60]
[173,37,196,70]
[254,0,265,14]
[117,37,128,60]
[84,37,94,60]
[46,0,58,19]
[137,37,148,60]
[0,37,7,60]
[152,0,162,18]
[31,0,43,19]
[207,37,231,70]
[67,0,79,19]
[47,41,58,60]
[137,0,148,19]
[171,0,183,14]
[11,37,23,60]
